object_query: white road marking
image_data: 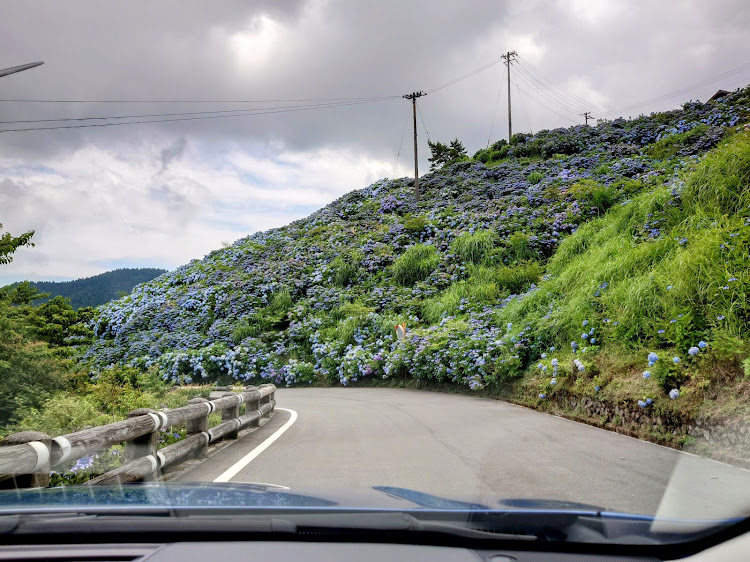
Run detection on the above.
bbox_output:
[213,408,298,483]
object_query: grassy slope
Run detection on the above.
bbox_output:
[81,88,750,459]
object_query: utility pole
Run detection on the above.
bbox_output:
[581,111,593,125]
[501,51,517,142]
[402,91,426,202]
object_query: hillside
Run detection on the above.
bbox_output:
[84,88,750,456]
[22,268,167,309]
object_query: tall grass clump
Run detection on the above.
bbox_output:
[496,132,750,352]
[450,229,497,264]
[681,132,750,216]
[392,244,440,286]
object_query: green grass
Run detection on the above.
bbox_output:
[392,244,440,285]
[496,132,750,352]
[450,229,497,264]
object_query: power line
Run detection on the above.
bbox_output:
[392,106,411,178]
[425,54,506,94]
[487,65,506,147]
[416,100,431,142]
[513,83,578,123]
[0,98,394,133]
[596,61,750,118]
[515,81,533,135]
[512,67,583,118]
[0,94,399,104]
[0,99,392,126]
[515,56,604,113]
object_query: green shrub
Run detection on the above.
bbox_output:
[495,262,542,294]
[269,287,293,313]
[681,132,750,217]
[392,244,440,285]
[527,171,544,184]
[450,229,497,264]
[403,215,428,233]
[505,232,535,262]
[646,124,708,160]
[569,179,619,214]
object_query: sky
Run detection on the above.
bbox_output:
[1,0,749,284]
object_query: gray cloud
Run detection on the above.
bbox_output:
[1,0,749,281]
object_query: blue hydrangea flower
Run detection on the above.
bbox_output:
[643,371,651,379]
[638,400,646,408]
[698,341,707,349]
[658,329,665,334]
[647,352,658,365]
[539,393,546,399]
[581,333,589,340]
[550,378,557,386]
[549,346,556,352]
[590,338,596,344]
[672,356,680,364]
[541,353,547,359]
[594,386,600,392]
[582,320,589,327]
[688,346,699,356]
[551,358,559,367]
[669,389,680,400]
[667,285,673,290]
[646,398,652,405]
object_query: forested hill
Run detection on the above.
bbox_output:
[85,88,750,442]
[25,268,167,309]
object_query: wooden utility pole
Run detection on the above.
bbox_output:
[581,111,593,125]
[501,51,517,142]
[402,91,426,202]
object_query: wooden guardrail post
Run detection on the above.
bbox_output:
[125,408,159,481]
[186,397,211,458]
[0,431,52,489]
[259,384,275,418]
[244,386,260,428]
[221,392,240,439]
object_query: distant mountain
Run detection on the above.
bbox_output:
[26,268,167,309]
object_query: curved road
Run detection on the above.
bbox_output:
[176,387,750,519]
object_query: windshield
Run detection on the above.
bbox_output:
[1,0,750,553]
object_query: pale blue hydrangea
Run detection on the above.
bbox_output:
[643,370,651,379]
[698,341,707,349]
[688,346,699,356]
[672,356,680,364]
[669,389,680,400]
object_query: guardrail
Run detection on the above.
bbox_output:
[0,384,276,489]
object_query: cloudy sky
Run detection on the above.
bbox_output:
[1,0,749,284]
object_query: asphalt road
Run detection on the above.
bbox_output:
[175,387,750,519]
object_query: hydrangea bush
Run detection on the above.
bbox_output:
[81,88,750,414]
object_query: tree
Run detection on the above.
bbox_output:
[427,138,468,170]
[0,223,34,265]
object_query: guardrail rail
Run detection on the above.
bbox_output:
[0,384,276,489]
